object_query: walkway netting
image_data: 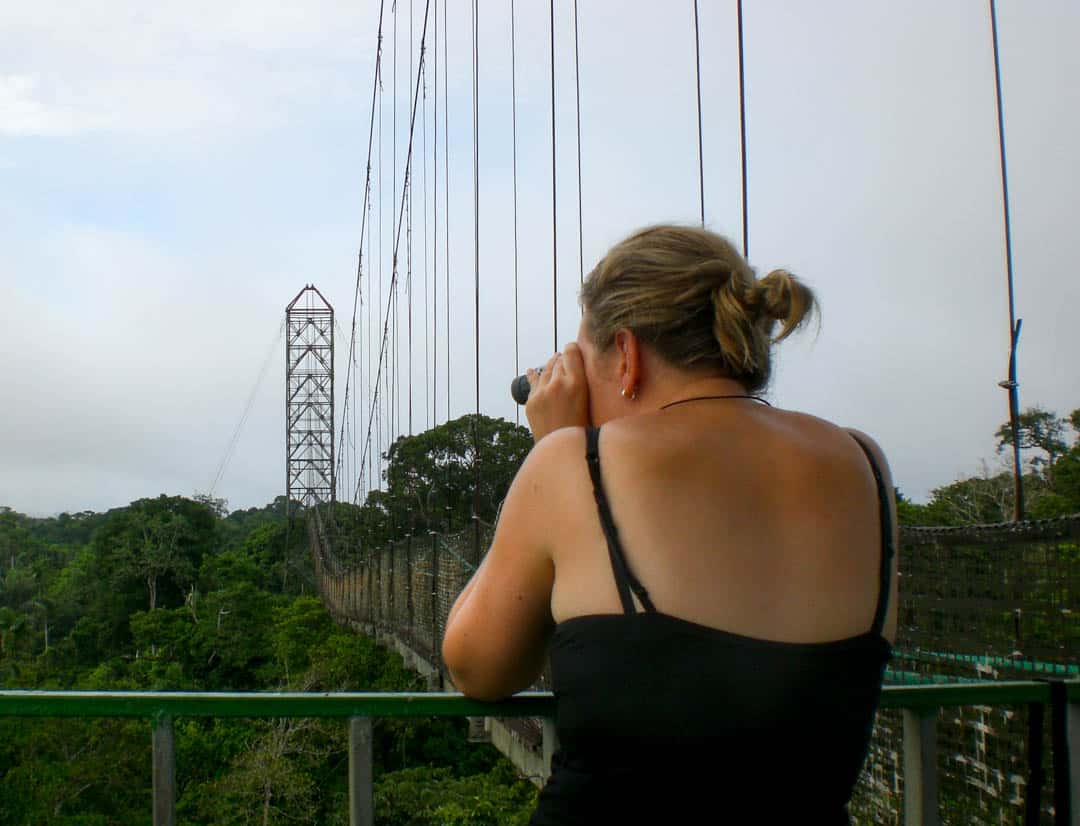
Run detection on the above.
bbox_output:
[313,507,1079,823]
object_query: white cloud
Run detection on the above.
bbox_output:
[0,74,91,137]
[0,1,377,139]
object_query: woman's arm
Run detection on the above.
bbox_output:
[441,429,579,700]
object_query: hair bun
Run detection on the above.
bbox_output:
[752,269,815,341]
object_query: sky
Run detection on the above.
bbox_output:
[1,1,1078,517]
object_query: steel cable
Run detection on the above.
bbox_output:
[357,0,434,502]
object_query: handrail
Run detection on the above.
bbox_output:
[1,681,1076,826]
[0,689,556,719]
[1,681,1075,718]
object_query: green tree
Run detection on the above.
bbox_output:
[894,488,934,526]
[379,414,532,538]
[923,468,1016,526]
[996,405,1070,487]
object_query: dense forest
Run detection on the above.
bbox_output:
[1,405,1077,824]
[0,488,536,825]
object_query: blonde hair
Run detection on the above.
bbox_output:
[580,224,816,392]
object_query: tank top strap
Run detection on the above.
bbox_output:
[585,427,656,614]
[851,436,895,637]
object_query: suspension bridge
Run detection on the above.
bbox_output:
[266,3,1080,823]
[2,3,1076,825]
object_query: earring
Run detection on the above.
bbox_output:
[621,387,637,401]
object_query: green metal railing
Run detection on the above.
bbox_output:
[1,681,1077,826]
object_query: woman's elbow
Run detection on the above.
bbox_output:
[442,634,516,701]
[443,655,509,701]
[449,672,511,702]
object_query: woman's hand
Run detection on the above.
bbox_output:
[525,343,590,442]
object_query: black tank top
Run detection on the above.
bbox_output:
[530,427,894,825]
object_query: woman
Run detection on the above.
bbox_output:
[442,225,897,824]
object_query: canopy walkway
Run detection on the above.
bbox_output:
[272,1,1080,822]
[309,506,1080,824]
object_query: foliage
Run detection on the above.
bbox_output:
[375,764,537,826]
[996,405,1072,486]
[0,490,537,825]
[900,404,1080,526]
[333,414,532,556]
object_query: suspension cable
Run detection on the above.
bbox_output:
[573,0,584,284]
[693,0,705,226]
[550,0,558,350]
[408,0,415,437]
[357,0,434,502]
[365,191,374,500]
[736,0,749,258]
[432,0,439,428]
[472,0,481,552]
[376,39,384,493]
[392,0,398,452]
[209,320,285,497]
[339,0,385,501]
[423,29,430,433]
[444,0,451,424]
[511,0,520,426]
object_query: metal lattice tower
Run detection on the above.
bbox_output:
[285,285,335,508]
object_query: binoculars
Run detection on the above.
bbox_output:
[510,368,543,405]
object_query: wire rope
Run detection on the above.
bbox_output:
[432,0,439,428]
[423,30,430,433]
[377,49,385,493]
[444,0,451,425]
[407,163,414,436]
[408,0,415,437]
[391,0,398,459]
[511,0,520,426]
[549,0,558,350]
[573,0,584,284]
[736,0,749,258]
[693,0,705,226]
[356,0,434,503]
[337,0,385,501]
[366,190,375,500]
[208,320,285,497]
[471,0,481,552]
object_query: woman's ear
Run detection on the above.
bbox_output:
[613,329,642,398]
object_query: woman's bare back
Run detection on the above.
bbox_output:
[548,402,899,644]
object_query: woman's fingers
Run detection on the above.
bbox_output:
[525,346,589,442]
[560,342,584,383]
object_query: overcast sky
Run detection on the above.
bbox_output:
[2,1,1078,517]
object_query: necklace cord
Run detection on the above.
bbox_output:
[658,394,771,410]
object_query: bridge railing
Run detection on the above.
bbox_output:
[0,681,1077,826]
[311,508,1080,820]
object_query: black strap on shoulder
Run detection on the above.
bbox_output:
[585,427,656,614]
[851,437,895,637]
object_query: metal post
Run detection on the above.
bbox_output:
[152,715,176,826]
[1048,682,1075,826]
[988,0,1024,521]
[1024,702,1046,825]
[431,533,440,659]
[903,709,940,826]
[388,541,396,626]
[406,535,414,633]
[348,717,374,826]
[1067,699,1079,826]
[542,717,559,783]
